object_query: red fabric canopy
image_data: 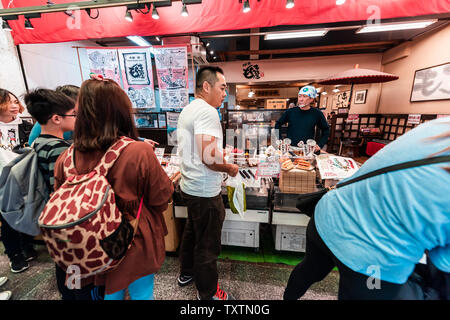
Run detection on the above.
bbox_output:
[2,0,450,45]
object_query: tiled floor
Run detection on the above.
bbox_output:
[0,243,339,300]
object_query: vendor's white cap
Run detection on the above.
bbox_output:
[298,85,318,99]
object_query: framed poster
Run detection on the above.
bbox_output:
[332,91,350,110]
[354,90,367,104]
[410,62,450,102]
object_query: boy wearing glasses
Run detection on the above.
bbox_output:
[25,89,77,192]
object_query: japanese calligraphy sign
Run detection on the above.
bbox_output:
[242,62,264,80]
[411,62,450,102]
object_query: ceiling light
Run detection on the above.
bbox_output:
[206,42,210,47]
[336,0,346,5]
[210,50,214,55]
[127,36,151,47]
[356,19,437,33]
[152,6,160,19]
[181,3,189,17]
[24,18,34,30]
[286,0,295,9]
[265,29,328,40]
[125,10,133,22]
[243,0,250,13]
[321,92,327,95]
[332,88,340,93]
[1,19,12,31]
[156,36,161,41]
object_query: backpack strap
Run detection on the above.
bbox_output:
[93,136,136,177]
[336,155,450,189]
[63,136,136,178]
[63,145,78,177]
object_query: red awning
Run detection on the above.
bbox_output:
[2,0,450,45]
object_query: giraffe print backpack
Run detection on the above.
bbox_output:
[38,136,143,279]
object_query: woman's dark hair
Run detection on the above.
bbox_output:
[73,78,138,152]
[0,88,25,113]
[24,89,76,125]
[56,85,80,100]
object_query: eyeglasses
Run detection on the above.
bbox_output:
[58,112,77,117]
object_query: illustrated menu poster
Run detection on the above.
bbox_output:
[153,46,189,110]
[316,155,359,180]
[86,49,121,84]
[118,48,156,109]
[166,112,180,146]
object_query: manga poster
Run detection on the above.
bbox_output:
[153,46,189,110]
[86,49,121,84]
[118,48,156,109]
[166,112,180,146]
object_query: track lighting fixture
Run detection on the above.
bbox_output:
[243,0,250,13]
[286,0,295,9]
[1,19,12,31]
[152,6,160,19]
[125,9,133,22]
[181,2,189,17]
[24,18,34,30]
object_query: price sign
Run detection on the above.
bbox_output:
[257,161,280,178]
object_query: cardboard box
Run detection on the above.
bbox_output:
[279,169,317,194]
[162,201,182,252]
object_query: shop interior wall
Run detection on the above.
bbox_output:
[218,53,383,113]
[19,40,99,91]
[18,42,197,112]
[378,24,450,115]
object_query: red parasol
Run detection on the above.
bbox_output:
[318,64,399,109]
[318,64,399,85]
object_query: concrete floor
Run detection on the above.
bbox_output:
[0,243,339,300]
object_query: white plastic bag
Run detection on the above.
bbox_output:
[226,174,246,219]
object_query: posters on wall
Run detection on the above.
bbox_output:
[153,46,189,110]
[166,112,181,146]
[332,91,350,110]
[118,48,156,109]
[86,49,121,84]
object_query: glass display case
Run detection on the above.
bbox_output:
[226,109,286,152]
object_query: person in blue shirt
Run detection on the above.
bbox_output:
[275,86,329,152]
[28,85,79,145]
[284,117,449,300]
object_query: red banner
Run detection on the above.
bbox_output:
[2,0,450,45]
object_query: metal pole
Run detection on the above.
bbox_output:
[0,0,166,17]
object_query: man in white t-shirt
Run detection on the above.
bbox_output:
[177,66,239,300]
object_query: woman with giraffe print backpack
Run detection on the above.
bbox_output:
[52,76,173,300]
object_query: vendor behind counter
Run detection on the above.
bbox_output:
[275,86,330,150]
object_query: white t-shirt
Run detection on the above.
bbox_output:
[177,98,223,198]
[0,117,22,151]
